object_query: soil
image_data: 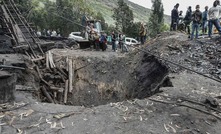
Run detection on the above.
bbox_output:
[0,32,221,134]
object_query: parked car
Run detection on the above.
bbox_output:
[68,32,85,41]
[125,37,140,46]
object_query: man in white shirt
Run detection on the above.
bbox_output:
[208,0,221,37]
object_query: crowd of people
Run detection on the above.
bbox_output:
[170,0,221,40]
[86,22,130,52]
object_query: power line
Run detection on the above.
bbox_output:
[127,44,221,83]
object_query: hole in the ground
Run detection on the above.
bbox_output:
[38,52,173,107]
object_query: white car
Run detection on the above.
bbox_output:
[125,37,140,46]
[68,32,85,41]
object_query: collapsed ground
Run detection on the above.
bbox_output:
[0,32,221,134]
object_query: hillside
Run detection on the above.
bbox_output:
[85,0,171,25]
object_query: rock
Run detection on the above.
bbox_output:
[0,71,16,104]
[204,98,219,108]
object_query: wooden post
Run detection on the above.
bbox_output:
[64,80,68,104]
[68,58,73,93]
[46,52,49,68]
[41,86,54,103]
[66,57,69,71]
[72,59,75,89]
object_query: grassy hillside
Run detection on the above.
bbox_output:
[85,0,170,25]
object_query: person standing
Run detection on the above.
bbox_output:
[208,1,221,38]
[139,23,146,45]
[121,34,128,52]
[184,6,192,38]
[100,32,107,51]
[202,6,209,34]
[178,11,185,31]
[111,31,116,52]
[170,3,179,31]
[191,5,202,40]
[94,32,100,51]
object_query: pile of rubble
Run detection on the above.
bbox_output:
[146,32,221,80]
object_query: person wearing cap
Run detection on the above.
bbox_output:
[139,23,146,45]
[208,0,221,38]
[202,6,209,34]
[170,3,179,31]
[184,6,192,38]
[190,5,202,40]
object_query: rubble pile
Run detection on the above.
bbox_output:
[146,32,221,80]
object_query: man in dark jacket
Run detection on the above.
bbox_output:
[184,6,192,37]
[170,3,179,31]
[191,5,202,40]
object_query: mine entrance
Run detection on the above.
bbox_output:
[37,51,172,107]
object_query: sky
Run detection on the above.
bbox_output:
[129,0,212,15]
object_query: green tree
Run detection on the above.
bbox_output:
[148,0,164,37]
[15,0,96,36]
[127,22,141,38]
[112,0,134,34]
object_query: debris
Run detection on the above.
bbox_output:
[68,58,73,93]
[149,98,221,120]
[53,111,82,120]
[17,128,23,134]
[64,80,69,104]
[0,103,28,112]
[28,122,41,128]
[15,85,35,91]
[168,124,176,133]
[41,86,55,103]
[204,98,219,108]
[0,115,5,119]
[139,115,143,121]
[0,123,6,126]
[50,122,57,128]
[8,116,16,125]
[164,124,170,132]
[53,113,66,119]
[170,114,180,117]
[0,65,25,70]
[60,122,65,129]
[24,109,34,117]
[175,125,181,128]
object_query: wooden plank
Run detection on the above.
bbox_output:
[50,86,64,93]
[48,51,55,68]
[31,56,45,62]
[46,53,49,68]
[64,80,68,104]
[41,86,54,103]
[68,58,73,93]
[14,24,25,43]
[57,67,68,78]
